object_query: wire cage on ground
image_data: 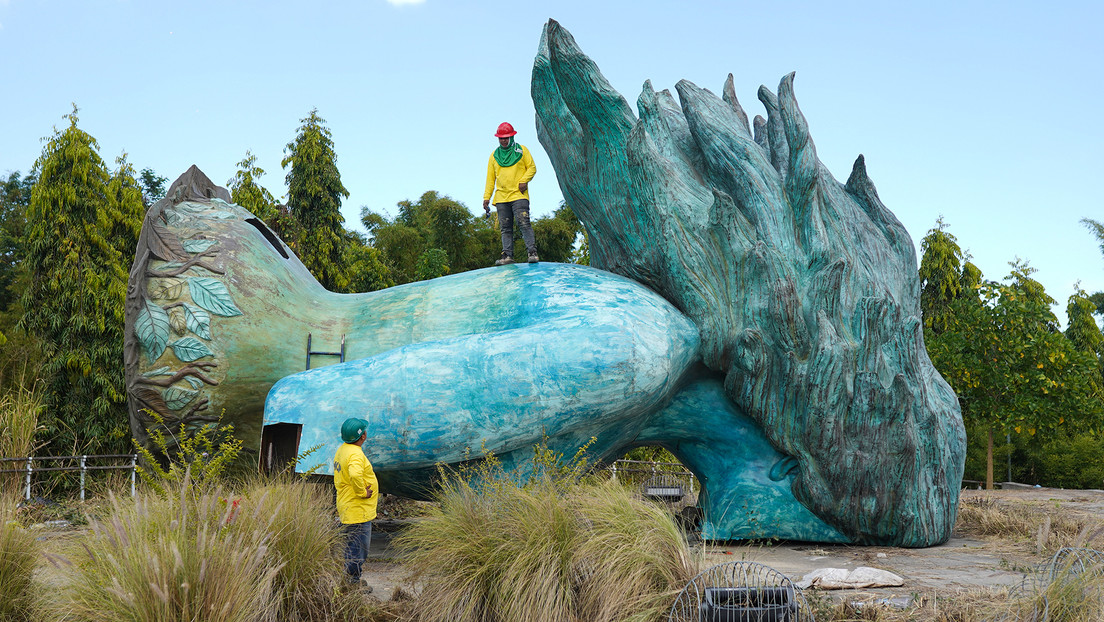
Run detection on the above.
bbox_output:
[1001,547,1104,622]
[669,561,813,622]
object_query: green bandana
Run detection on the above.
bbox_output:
[493,137,524,167]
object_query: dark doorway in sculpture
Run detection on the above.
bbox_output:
[260,423,302,474]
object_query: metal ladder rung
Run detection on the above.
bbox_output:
[306,333,345,370]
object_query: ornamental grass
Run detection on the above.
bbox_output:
[0,498,40,622]
[395,444,697,622]
[53,473,355,622]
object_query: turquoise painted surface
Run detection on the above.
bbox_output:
[532,20,965,546]
[636,376,846,542]
[265,262,701,482]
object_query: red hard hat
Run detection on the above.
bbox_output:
[494,122,517,138]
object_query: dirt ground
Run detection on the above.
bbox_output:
[29,486,1104,609]
[362,487,1104,605]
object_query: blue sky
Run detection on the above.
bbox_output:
[1,0,1102,321]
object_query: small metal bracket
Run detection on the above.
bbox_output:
[306,333,346,370]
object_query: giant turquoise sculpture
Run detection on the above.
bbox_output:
[123,21,965,547]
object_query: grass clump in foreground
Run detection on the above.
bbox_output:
[1,497,40,621]
[47,415,375,622]
[395,441,697,622]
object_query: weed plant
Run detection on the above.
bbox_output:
[133,410,244,495]
[395,440,697,622]
[1007,562,1104,622]
[0,498,40,621]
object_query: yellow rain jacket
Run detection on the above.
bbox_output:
[484,145,537,204]
[333,443,379,524]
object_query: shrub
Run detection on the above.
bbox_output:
[0,500,40,621]
[396,442,697,622]
[132,410,243,496]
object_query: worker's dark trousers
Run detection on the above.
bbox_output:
[496,199,537,257]
[344,520,373,582]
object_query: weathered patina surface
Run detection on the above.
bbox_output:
[125,20,964,546]
[532,19,964,546]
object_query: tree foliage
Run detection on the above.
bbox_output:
[918,217,980,335]
[227,150,293,238]
[926,258,1104,486]
[1066,286,1104,375]
[0,172,34,318]
[137,167,167,207]
[19,109,141,454]
[366,194,586,285]
[281,109,351,292]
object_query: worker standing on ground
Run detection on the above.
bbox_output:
[483,122,539,265]
[333,417,379,586]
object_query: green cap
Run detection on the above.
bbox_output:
[340,417,369,443]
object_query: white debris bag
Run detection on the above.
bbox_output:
[796,566,904,590]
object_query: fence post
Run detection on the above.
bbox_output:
[130,454,137,497]
[24,457,32,501]
[80,455,87,502]
[611,461,618,482]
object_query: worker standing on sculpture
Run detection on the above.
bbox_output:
[483,122,539,265]
[333,417,378,585]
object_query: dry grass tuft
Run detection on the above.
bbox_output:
[0,498,40,621]
[955,495,1104,555]
[395,445,697,622]
[0,382,44,496]
[54,487,281,622]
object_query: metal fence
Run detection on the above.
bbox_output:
[606,459,698,503]
[0,454,138,501]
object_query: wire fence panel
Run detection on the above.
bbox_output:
[0,454,138,501]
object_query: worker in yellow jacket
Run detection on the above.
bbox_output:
[333,417,379,584]
[483,121,539,265]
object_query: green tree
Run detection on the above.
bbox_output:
[344,230,393,293]
[918,217,981,335]
[106,154,146,269]
[227,150,293,237]
[0,172,34,317]
[527,204,583,264]
[138,167,167,206]
[19,108,138,454]
[415,248,450,281]
[1084,218,1104,319]
[1066,286,1104,377]
[927,260,1104,489]
[282,109,350,292]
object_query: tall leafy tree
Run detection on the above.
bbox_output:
[0,171,35,318]
[927,259,1104,488]
[106,154,146,269]
[1084,218,1104,319]
[19,109,138,454]
[527,204,582,264]
[918,217,981,335]
[282,109,350,291]
[345,230,393,293]
[1067,286,1104,377]
[227,150,294,238]
[137,167,168,207]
